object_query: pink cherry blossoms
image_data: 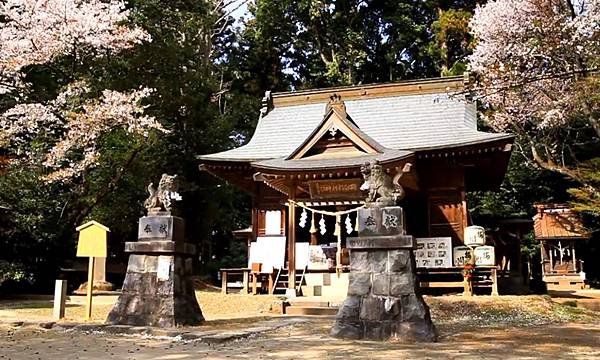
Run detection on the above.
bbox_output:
[469,0,600,135]
[0,0,150,92]
[0,0,165,182]
[0,84,167,182]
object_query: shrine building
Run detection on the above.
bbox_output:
[533,204,590,290]
[199,76,515,296]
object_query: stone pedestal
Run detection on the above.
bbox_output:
[106,214,204,327]
[331,206,437,342]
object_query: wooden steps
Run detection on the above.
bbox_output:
[272,267,307,295]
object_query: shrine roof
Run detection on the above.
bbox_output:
[533,204,590,240]
[198,77,513,163]
[253,149,413,171]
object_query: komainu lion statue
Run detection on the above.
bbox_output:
[360,161,412,207]
[144,174,182,214]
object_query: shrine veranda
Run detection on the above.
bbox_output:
[199,76,517,296]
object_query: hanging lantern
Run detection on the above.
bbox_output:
[319,215,327,235]
[309,212,317,234]
[345,214,353,234]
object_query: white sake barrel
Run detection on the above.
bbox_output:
[474,245,495,266]
[453,246,473,266]
[464,225,486,246]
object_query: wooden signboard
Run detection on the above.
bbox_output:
[76,221,108,258]
[415,237,452,268]
[75,220,109,321]
[308,179,363,199]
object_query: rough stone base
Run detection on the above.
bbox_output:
[74,281,114,294]
[330,249,437,342]
[106,254,204,327]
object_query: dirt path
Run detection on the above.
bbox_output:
[0,318,599,359]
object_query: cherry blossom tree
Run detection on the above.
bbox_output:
[0,0,149,92]
[469,0,600,209]
[0,0,164,182]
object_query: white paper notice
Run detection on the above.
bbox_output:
[157,256,172,280]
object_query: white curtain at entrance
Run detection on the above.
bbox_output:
[265,210,281,235]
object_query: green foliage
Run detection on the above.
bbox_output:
[0,260,32,285]
[429,9,473,76]
[468,153,575,221]
[235,0,479,90]
[0,165,74,287]
[568,158,600,216]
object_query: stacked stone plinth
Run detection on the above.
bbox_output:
[106,214,204,327]
[330,206,437,342]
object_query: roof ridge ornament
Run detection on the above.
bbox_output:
[325,93,346,116]
[259,90,273,118]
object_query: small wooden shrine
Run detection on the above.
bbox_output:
[199,76,514,295]
[533,204,590,290]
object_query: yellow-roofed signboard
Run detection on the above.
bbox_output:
[76,220,109,258]
[75,220,109,320]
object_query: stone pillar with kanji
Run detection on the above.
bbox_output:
[330,206,437,341]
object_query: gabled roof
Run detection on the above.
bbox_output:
[76,220,110,232]
[533,204,590,240]
[286,95,385,159]
[198,76,513,163]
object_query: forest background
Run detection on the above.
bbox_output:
[0,0,598,291]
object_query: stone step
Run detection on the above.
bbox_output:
[287,300,331,307]
[285,306,338,316]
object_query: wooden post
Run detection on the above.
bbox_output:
[310,232,318,246]
[252,273,258,295]
[549,243,554,274]
[287,188,296,290]
[463,277,473,296]
[221,270,227,294]
[491,268,499,296]
[539,241,546,278]
[571,241,577,272]
[53,280,67,320]
[85,257,95,320]
[268,273,274,295]
[243,270,249,294]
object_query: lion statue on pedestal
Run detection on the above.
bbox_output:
[360,161,412,207]
[143,174,182,214]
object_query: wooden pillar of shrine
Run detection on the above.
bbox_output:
[287,185,296,290]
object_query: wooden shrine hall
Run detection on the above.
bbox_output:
[533,204,590,290]
[199,76,514,296]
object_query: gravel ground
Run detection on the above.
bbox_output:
[0,293,599,359]
[0,291,283,323]
[0,318,599,359]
